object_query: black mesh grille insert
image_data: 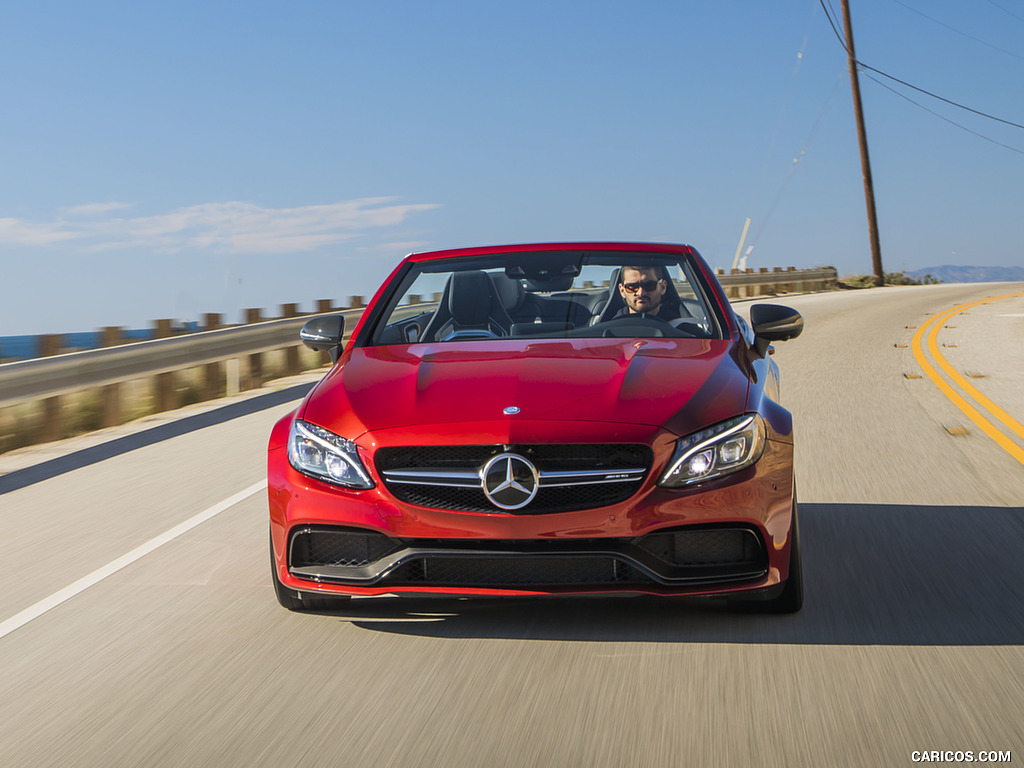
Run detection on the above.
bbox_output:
[390,484,642,515]
[635,529,761,566]
[290,528,402,568]
[375,444,652,514]
[384,556,654,586]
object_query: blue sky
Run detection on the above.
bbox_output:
[2,0,1022,334]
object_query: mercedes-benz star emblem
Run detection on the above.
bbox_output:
[480,453,539,510]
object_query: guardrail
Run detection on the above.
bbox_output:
[716,266,837,298]
[0,266,836,450]
[0,298,368,447]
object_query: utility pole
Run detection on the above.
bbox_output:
[840,0,884,285]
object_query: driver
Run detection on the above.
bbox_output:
[614,266,680,320]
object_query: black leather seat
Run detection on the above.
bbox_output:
[489,273,546,324]
[422,271,513,341]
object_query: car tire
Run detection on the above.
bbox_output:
[270,530,352,612]
[731,495,804,614]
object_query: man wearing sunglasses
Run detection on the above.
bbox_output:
[615,266,680,320]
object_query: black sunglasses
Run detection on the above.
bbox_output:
[621,279,662,294]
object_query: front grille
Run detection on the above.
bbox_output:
[376,444,651,472]
[375,443,652,514]
[287,525,767,588]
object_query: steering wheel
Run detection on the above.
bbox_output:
[589,316,706,339]
[599,318,665,338]
[669,317,708,337]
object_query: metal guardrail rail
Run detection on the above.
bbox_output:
[0,308,364,409]
[0,266,836,412]
[720,266,836,288]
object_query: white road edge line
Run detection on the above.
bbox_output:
[0,479,268,641]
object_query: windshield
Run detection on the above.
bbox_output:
[366,251,724,345]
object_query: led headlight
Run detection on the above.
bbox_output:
[659,414,766,487]
[287,419,374,489]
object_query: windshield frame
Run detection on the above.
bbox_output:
[355,247,730,348]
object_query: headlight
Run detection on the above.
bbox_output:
[659,414,765,487]
[287,420,374,489]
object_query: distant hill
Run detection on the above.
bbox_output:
[907,265,1024,283]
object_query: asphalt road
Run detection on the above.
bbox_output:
[1,282,1022,767]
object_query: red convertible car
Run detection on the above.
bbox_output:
[268,242,804,612]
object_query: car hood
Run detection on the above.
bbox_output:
[301,338,750,439]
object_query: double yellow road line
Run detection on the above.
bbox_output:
[911,292,1024,466]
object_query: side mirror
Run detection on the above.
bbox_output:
[749,304,803,358]
[299,315,346,363]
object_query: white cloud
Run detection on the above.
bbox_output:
[0,217,80,245]
[60,202,136,217]
[0,197,440,254]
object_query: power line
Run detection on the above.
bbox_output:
[859,63,1024,131]
[750,75,845,250]
[820,0,846,47]
[891,0,1024,61]
[862,71,1024,155]
[983,0,1024,26]
[817,0,1024,133]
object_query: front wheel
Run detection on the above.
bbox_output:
[731,496,803,614]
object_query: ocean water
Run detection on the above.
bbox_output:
[0,329,157,362]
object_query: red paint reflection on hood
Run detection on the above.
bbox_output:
[300,338,750,439]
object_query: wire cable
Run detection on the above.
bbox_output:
[817,0,1024,133]
[984,0,1024,25]
[859,63,1024,130]
[891,0,1024,61]
[862,71,1024,155]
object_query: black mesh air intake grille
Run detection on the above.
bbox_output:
[290,528,402,568]
[635,529,762,566]
[383,556,654,587]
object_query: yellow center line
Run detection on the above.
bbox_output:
[911,292,1024,466]
[929,299,1024,440]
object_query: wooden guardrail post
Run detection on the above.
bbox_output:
[154,319,175,412]
[727,269,740,299]
[245,308,263,389]
[281,304,301,375]
[204,313,224,400]
[39,334,64,442]
[100,326,123,428]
